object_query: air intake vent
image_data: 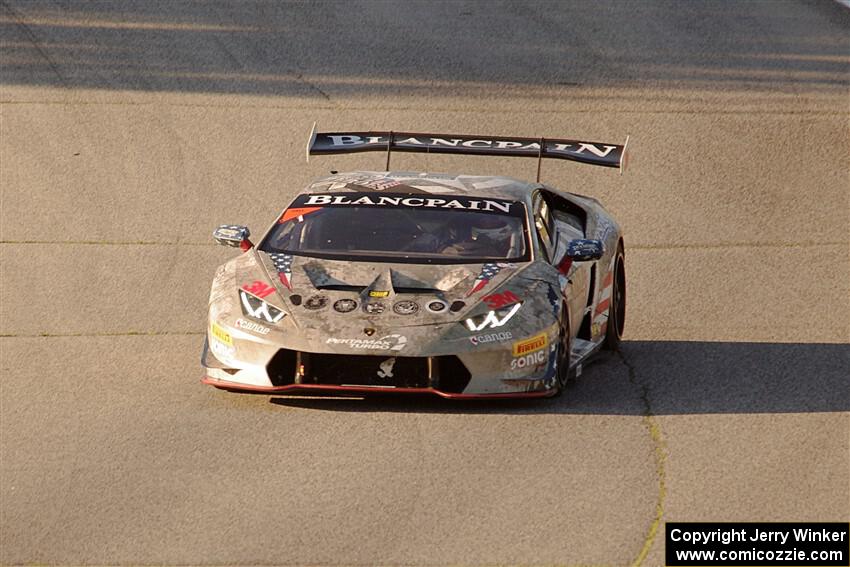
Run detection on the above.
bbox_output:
[315,284,367,293]
[267,349,298,386]
[306,353,430,388]
[394,287,441,294]
[436,356,472,393]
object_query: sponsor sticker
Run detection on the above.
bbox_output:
[209,339,235,361]
[357,178,403,191]
[393,300,419,315]
[369,290,390,298]
[467,263,517,296]
[333,299,358,313]
[278,207,322,223]
[209,322,236,361]
[210,322,232,346]
[512,333,548,357]
[510,350,547,370]
[240,290,286,323]
[242,280,275,299]
[301,193,515,214]
[469,331,512,346]
[304,295,329,310]
[483,290,521,309]
[268,253,294,290]
[326,334,407,351]
[377,357,396,378]
[465,302,522,332]
[235,318,270,335]
[365,302,386,314]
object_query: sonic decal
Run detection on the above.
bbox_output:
[269,253,294,290]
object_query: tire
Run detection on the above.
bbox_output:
[553,305,572,396]
[602,243,626,351]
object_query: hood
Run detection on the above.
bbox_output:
[249,251,529,328]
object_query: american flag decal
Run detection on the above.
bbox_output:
[357,178,402,191]
[269,253,294,290]
[467,263,503,296]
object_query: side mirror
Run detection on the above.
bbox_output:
[213,225,252,251]
[566,239,604,261]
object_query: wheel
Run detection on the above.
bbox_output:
[602,243,626,351]
[553,305,572,396]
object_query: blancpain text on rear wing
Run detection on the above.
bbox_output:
[306,124,630,180]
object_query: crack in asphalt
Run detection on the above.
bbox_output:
[0,0,68,87]
[295,72,333,102]
[617,349,668,567]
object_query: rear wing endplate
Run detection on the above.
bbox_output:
[306,123,629,179]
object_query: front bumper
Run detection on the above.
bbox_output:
[201,375,556,399]
[202,319,560,397]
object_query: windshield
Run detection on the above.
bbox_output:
[260,192,529,264]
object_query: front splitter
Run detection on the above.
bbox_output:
[201,375,556,399]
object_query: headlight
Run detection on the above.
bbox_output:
[464,302,522,331]
[239,290,286,323]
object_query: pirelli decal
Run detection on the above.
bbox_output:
[512,333,548,357]
[308,130,626,169]
[210,322,233,347]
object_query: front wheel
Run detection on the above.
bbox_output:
[602,243,626,351]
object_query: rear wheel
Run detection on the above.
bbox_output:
[603,243,626,351]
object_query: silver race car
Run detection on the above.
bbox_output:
[202,128,628,398]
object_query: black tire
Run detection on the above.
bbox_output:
[553,305,572,396]
[602,243,626,351]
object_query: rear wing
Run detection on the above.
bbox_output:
[306,123,629,180]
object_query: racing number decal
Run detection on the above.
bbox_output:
[482,290,520,310]
[242,280,275,299]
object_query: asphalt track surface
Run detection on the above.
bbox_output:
[1,1,848,565]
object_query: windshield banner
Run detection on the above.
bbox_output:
[285,192,523,218]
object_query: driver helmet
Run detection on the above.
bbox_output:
[470,216,513,244]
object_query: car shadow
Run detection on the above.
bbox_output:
[269,340,850,415]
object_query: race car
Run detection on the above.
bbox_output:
[202,128,628,398]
